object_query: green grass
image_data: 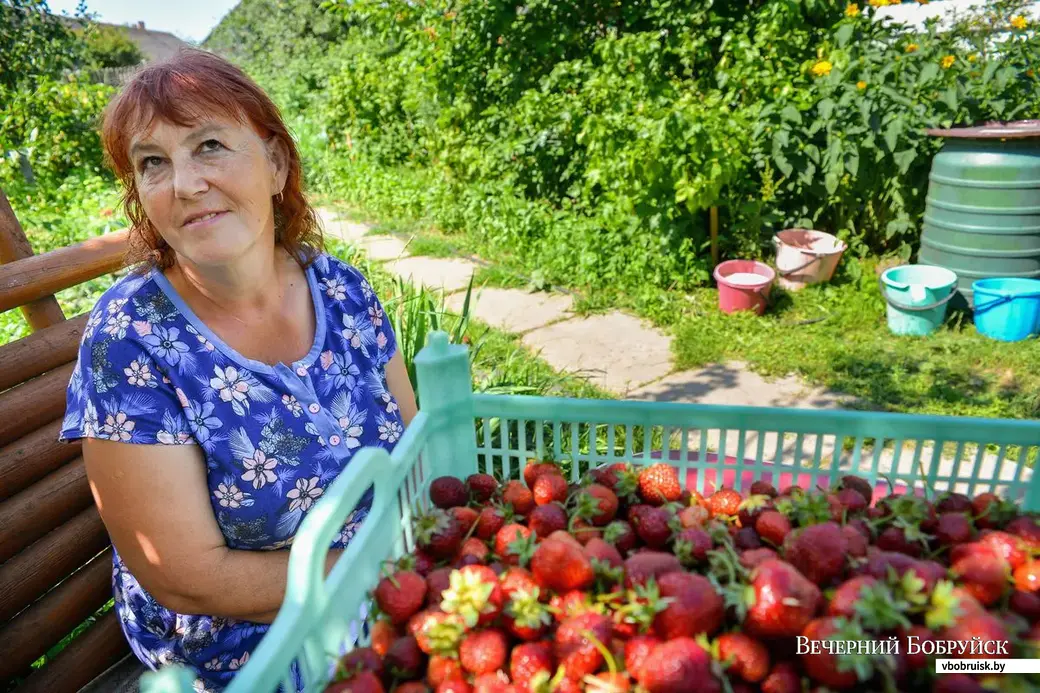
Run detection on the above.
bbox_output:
[320,186,1040,422]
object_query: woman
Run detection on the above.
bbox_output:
[58,48,417,692]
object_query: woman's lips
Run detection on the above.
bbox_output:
[182,210,228,229]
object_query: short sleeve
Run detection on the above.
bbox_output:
[340,262,397,369]
[59,302,195,446]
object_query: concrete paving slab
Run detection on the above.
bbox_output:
[522,312,673,395]
[384,256,479,293]
[445,287,574,334]
[358,235,410,261]
[317,207,370,244]
[629,361,854,410]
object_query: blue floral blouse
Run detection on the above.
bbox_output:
[59,251,402,692]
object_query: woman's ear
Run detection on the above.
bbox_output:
[265,135,290,195]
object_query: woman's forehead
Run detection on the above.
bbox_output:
[129,114,253,151]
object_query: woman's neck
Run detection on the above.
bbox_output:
[170,244,292,322]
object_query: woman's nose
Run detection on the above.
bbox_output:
[172,159,209,199]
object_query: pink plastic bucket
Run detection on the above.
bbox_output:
[713,260,775,315]
[773,229,847,292]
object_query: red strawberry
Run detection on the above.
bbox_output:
[440,564,505,628]
[979,530,1028,570]
[739,547,778,571]
[936,512,975,546]
[737,494,772,528]
[734,527,763,551]
[550,590,595,623]
[783,522,847,586]
[1007,516,1040,547]
[475,506,508,541]
[717,632,770,683]
[637,463,682,506]
[750,480,778,498]
[932,674,986,693]
[799,618,859,689]
[336,647,384,682]
[707,488,742,518]
[503,586,553,641]
[427,655,465,689]
[835,488,867,515]
[584,537,624,570]
[653,572,724,639]
[755,510,791,547]
[633,506,673,548]
[939,608,1011,661]
[385,635,425,679]
[414,610,466,656]
[450,506,479,534]
[547,530,583,548]
[369,619,397,657]
[604,520,638,554]
[760,661,800,693]
[393,683,429,693]
[635,637,721,693]
[936,492,973,515]
[623,551,682,589]
[900,624,935,670]
[374,571,428,625]
[589,672,631,692]
[435,683,472,693]
[951,553,1009,606]
[672,527,712,567]
[532,473,568,506]
[466,474,499,503]
[841,524,869,557]
[1011,589,1040,622]
[425,568,453,608]
[509,641,554,690]
[624,635,661,676]
[499,566,540,600]
[416,509,465,560]
[876,526,923,557]
[575,483,620,526]
[530,538,595,593]
[326,670,385,693]
[501,480,535,515]
[1014,560,1040,593]
[827,575,877,618]
[744,559,822,638]
[459,628,509,675]
[398,550,437,577]
[570,517,604,545]
[972,492,1016,529]
[430,476,469,509]
[677,504,710,528]
[527,503,567,539]
[554,612,613,679]
[471,671,515,693]
[457,537,490,564]
[523,462,560,488]
[838,475,873,506]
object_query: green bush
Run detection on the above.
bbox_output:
[78,22,143,69]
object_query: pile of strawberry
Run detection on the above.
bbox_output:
[324,461,1040,693]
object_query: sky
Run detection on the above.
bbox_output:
[46,0,241,44]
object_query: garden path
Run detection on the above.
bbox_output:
[317,208,1029,490]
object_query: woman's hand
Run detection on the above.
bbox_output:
[385,350,418,427]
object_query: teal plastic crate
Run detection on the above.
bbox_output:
[141,331,1040,693]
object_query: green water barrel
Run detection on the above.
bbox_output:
[919,121,1040,307]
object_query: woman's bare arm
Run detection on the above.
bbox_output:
[385,349,418,427]
[83,437,340,623]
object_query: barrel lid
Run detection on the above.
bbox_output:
[927,119,1040,139]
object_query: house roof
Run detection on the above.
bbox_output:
[53,15,194,63]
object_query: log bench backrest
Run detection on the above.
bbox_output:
[0,188,131,692]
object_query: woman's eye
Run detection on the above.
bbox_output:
[201,139,224,152]
[141,156,163,171]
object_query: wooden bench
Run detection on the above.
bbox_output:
[0,188,146,692]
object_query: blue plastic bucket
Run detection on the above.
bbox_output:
[879,265,959,336]
[972,278,1040,342]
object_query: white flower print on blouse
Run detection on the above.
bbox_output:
[107,298,128,315]
[102,411,135,442]
[241,450,278,490]
[282,394,303,417]
[125,359,154,387]
[143,325,190,366]
[330,393,367,449]
[377,415,403,444]
[367,304,384,328]
[83,400,99,438]
[84,310,103,339]
[214,482,246,509]
[204,658,222,672]
[321,277,347,301]
[341,313,363,349]
[185,324,215,353]
[380,391,399,415]
[228,652,250,670]
[104,311,132,339]
[210,365,250,414]
[286,477,323,512]
[360,278,374,302]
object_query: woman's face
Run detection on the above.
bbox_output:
[129,114,288,270]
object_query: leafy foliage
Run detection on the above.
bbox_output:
[77,22,143,69]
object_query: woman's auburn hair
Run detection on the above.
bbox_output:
[100,47,324,271]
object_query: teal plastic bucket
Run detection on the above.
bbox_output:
[879,265,959,336]
[972,277,1040,342]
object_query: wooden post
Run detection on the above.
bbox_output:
[709,206,719,266]
[0,188,66,331]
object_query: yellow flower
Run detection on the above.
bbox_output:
[857,80,867,89]
[846,3,860,17]
[1011,15,1028,30]
[905,43,918,53]
[811,60,833,77]
[868,0,888,7]
[941,55,956,69]
[967,53,977,63]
